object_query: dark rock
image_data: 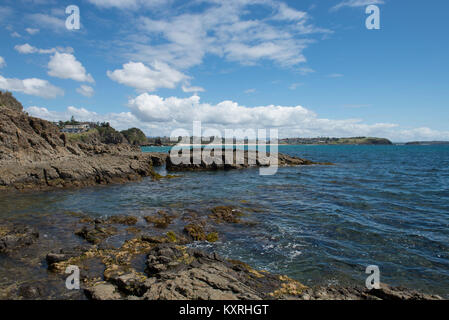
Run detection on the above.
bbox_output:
[75,224,117,244]
[18,284,44,299]
[105,215,138,226]
[209,206,243,224]
[183,223,206,241]
[144,210,175,229]
[46,252,69,265]
[0,224,39,254]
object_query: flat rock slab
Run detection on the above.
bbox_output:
[166,149,318,172]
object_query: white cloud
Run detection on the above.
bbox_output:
[14,43,35,54]
[0,75,64,98]
[26,94,449,141]
[15,43,74,54]
[76,85,95,97]
[332,0,384,11]
[87,0,171,10]
[107,61,188,92]
[25,28,40,35]
[182,85,205,93]
[10,31,21,38]
[0,56,5,68]
[126,93,396,133]
[298,67,315,75]
[27,13,65,32]
[120,0,331,70]
[272,2,308,21]
[244,88,256,94]
[48,53,94,83]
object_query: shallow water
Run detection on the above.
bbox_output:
[1,145,449,298]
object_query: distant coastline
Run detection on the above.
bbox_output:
[144,136,394,147]
[405,141,449,145]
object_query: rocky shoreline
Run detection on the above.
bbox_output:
[0,103,319,191]
[0,95,443,300]
[0,207,442,300]
[0,105,162,191]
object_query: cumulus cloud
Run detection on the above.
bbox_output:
[15,43,73,54]
[107,61,188,92]
[25,94,449,141]
[48,53,94,83]
[76,85,95,97]
[332,0,384,11]
[0,56,5,68]
[125,94,398,136]
[0,75,64,98]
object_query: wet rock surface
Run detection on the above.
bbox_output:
[299,284,442,300]
[0,224,39,254]
[12,210,435,301]
[0,211,443,300]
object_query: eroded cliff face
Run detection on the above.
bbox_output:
[0,103,155,191]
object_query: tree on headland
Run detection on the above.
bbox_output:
[120,127,148,146]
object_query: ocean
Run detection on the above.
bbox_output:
[1,145,448,297]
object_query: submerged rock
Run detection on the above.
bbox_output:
[0,224,39,254]
[75,224,117,244]
[144,210,175,229]
[209,206,243,224]
[105,215,138,226]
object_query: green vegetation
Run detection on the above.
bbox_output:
[206,232,219,243]
[120,127,148,146]
[166,231,177,242]
[0,91,23,111]
[65,129,99,143]
[95,122,125,144]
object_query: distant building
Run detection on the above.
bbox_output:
[61,123,90,134]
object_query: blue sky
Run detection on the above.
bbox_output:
[0,0,448,141]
